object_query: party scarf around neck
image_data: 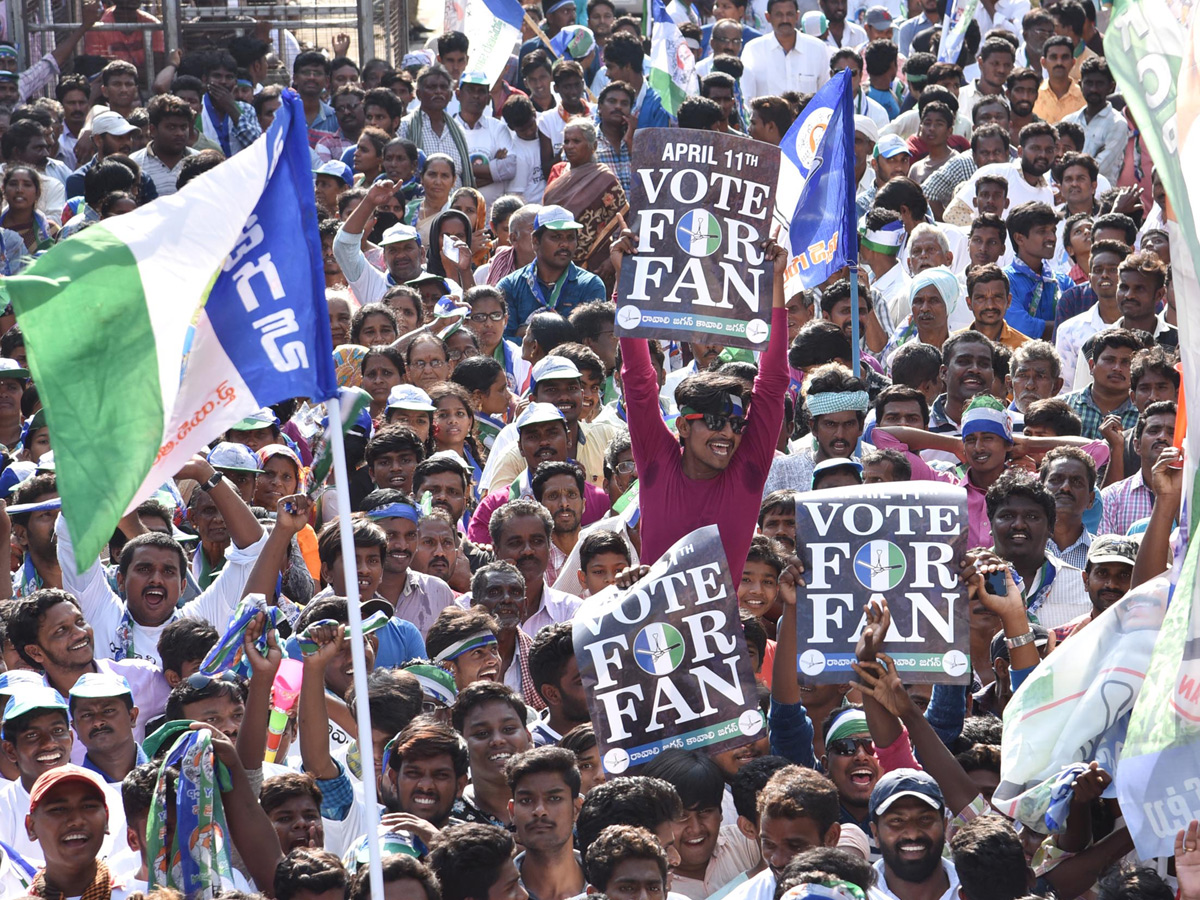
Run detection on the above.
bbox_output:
[146,729,235,898]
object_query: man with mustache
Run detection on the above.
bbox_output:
[1055,240,1130,392]
[68,673,143,786]
[486,499,581,638]
[469,403,610,545]
[1040,447,1098,570]
[1057,535,1138,639]
[508,747,586,900]
[1099,401,1176,537]
[868,770,959,900]
[1062,329,1141,441]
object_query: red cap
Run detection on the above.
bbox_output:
[28,764,108,814]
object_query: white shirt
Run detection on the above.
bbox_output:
[973,0,1029,38]
[455,112,518,208]
[0,776,135,870]
[1059,103,1130,185]
[721,866,777,900]
[740,31,831,100]
[881,107,973,140]
[456,584,582,637]
[56,515,269,669]
[1056,303,1115,392]
[824,21,868,49]
[873,858,959,900]
[855,89,890,128]
[506,132,547,203]
[1025,554,1091,630]
[956,159,1055,211]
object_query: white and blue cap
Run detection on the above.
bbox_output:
[459,70,492,86]
[207,441,265,475]
[550,26,596,61]
[874,134,911,160]
[380,223,422,247]
[314,160,354,185]
[3,685,67,722]
[960,395,1013,444]
[68,672,133,702]
[387,384,436,412]
[35,451,54,473]
[433,296,471,320]
[530,355,582,392]
[0,358,29,381]
[0,670,45,694]
[0,460,36,498]
[516,402,567,430]
[813,458,864,481]
[533,205,582,232]
[228,407,278,431]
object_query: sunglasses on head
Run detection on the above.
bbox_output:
[827,737,875,757]
[682,412,748,434]
[184,671,243,691]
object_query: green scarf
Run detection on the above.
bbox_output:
[406,109,476,188]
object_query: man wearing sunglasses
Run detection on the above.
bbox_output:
[820,707,883,860]
[611,230,790,585]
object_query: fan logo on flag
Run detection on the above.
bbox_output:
[634,622,686,675]
[795,108,833,168]
[853,540,907,590]
[676,210,722,257]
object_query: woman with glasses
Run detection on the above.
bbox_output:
[462,284,530,395]
[404,332,452,393]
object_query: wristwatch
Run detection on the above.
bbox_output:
[200,471,225,492]
[1005,630,1037,650]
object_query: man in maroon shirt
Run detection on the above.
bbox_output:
[610,229,789,582]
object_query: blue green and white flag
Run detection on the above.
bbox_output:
[648,0,697,117]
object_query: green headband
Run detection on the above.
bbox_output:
[826,709,870,744]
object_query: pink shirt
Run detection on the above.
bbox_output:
[619,306,789,583]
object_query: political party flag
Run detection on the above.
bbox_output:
[937,0,980,63]
[648,0,697,117]
[308,386,373,494]
[1110,4,1200,858]
[992,577,1170,833]
[463,0,527,89]
[5,90,337,570]
[775,68,857,295]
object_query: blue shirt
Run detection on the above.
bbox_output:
[1003,255,1073,341]
[867,85,901,120]
[638,83,673,128]
[308,99,341,136]
[499,260,607,338]
[65,156,159,207]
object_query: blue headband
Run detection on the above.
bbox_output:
[366,502,421,523]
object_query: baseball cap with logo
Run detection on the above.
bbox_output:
[387,384,437,412]
[533,206,582,232]
[1087,535,1140,568]
[869,768,945,819]
[0,358,30,381]
[228,407,279,431]
[314,160,354,185]
[516,402,567,430]
[68,672,133,702]
[874,134,911,159]
[864,6,893,29]
[93,109,138,137]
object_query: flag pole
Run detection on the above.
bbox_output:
[326,391,385,900]
[844,73,861,380]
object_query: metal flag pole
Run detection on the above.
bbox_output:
[844,73,861,381]
[326,391,385,900]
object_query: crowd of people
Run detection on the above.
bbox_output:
[0,0,1193,899]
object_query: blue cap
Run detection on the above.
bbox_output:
[812,458,864,480]
[0,460,35,499]
[207,441,265,474]
[68,672,132,701]
[874,134,911,160]
[314,160,354,185]
[0,670,45,693]
[869,768,945,818]
[459,71,492,86]
[3,685,67,723]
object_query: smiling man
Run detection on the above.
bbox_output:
[820,709,880,856]
[507,746,585,900]
[365,425,428,497]
[386,719,470,832]
[360,490,455,637]
[1003,201,1073,342]
[451,682,534,827]
[956,264,1030,351]
[0,689,129,869]
[869,770,957,900]
[24,765,123,896]
[1113,251,1177,352]
[532,461,586,584]
[1055,239,1130,392]
[987,470,1090,629]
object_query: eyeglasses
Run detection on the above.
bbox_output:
[409,359,447,371]
[448,348,480,362]
[184,671,243,691]
[468,311,506,323]
[682,412,748,434]
[827,737,875,757]
[615,460,637,475]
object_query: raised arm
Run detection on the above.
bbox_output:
[234,611,282,771]
[176,456,264,550]
[241,494,311,602]
[298,623,344,781]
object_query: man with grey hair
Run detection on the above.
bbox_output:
[483,203,542,286]
[896,223,971,329]
[399,64,474,190]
